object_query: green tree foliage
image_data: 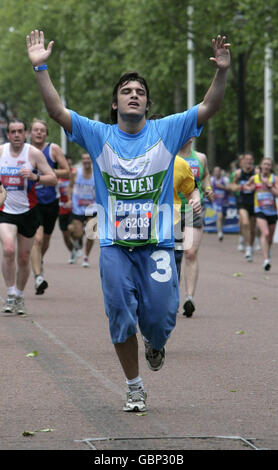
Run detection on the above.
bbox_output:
[0,0,277,166]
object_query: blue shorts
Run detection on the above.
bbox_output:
[99,245,179,350]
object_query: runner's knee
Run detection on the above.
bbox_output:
[2,240,16,260]
[184,248,197,262]
[33,235,43,248]
[17,250,31,266]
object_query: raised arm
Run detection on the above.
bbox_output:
[197,35,231,127]
[26,30,72,133]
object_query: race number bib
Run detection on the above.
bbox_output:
[78,198,94,206]
[257,192,273,208]
[187,159,200,181]
[113,199,153,241]
[240,179,253,194]
[1,167,24,191]
[214,188,226,201]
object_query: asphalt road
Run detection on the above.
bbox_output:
[0,226,277,453]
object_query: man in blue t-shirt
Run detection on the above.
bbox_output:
[26,30,230,412]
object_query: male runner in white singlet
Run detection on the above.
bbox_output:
[0,119,57,314]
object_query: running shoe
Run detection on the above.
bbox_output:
[254,238,261,251]
[35,275,48,295]
[82,256,90,268]
[2,295,16,313]
[68,248,77,264]
[244,246,253,262]
[237,236,245,252]
[237,242,245,252]
[143,337,165,371]
[183,296,195,317]
[73,241,82,259]
[16,296,26,315]
[218,231,223,241]
[123,388,147,412]
[264,259,271,271]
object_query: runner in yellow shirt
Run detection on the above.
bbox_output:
[173,155,201,280]
[245,157,278,270]
[149,117,202,313]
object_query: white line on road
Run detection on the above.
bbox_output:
[33,320,124,397]
[32,320,181,437]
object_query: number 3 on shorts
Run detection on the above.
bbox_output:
[150,250,172,283]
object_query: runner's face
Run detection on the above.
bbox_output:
[213,167,221,177]
[82,154,92,170]
[261,159,272,175]
[114,80,148,122]
[7,123,26,150]
[243,155,253,171]
[30,122,48,146]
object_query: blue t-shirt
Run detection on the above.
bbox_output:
[65,105,203,247]
[72,166,96,216]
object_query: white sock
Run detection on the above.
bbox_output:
[126,376,144,390]
[7,286,17,296]
[15,288,24,297]
[73,240,81,250]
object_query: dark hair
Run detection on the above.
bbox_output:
[149,114,164,120]
[110,72,152,124]
[7,118,27,132]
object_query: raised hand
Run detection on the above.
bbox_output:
[26,30,54,66]
[210,35,231,70]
